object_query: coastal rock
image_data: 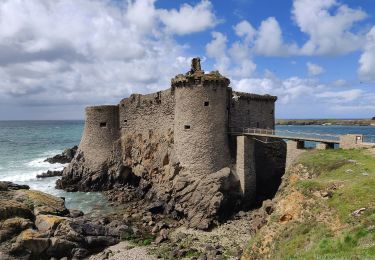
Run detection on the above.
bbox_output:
[45,145,78,164]
[0,218,33,243]
[69,209,84,218]
[0,182,124,259]
[0,181,30,191]
[36,170,63,179]
[11,229,50,256]
[35,215,67,233]
[0,200,34,220]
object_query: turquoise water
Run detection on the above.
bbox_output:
[0,120,111,213]
[0,121,374,213]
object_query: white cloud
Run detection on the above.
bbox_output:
[316,89,363,102]
[206,31,256,78]
[234,20,256,43]
[359,26,375,82]
[254,17,298,56]
[205,32,230,73]
[292,0,367,55]
[159,0,217,35]
[306,62,324,76]
[0,0,217,111]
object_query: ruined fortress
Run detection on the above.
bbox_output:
[58,58,284,229]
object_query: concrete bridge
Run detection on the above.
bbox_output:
[229,127,375,150]
[230,128,375,205]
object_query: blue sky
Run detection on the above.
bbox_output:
[0,0,374,119]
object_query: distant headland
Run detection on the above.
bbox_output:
[276,118,375,126]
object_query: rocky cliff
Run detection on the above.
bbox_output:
[57,130,243,230]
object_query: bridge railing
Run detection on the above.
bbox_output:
[229,127,341,142]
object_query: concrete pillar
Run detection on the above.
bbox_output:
[316,143,334,150]
[288,140,304,149]
[236,136,256,208]
[340,134,363,149]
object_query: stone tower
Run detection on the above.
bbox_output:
[172,58,231,175]
[78,105,120,170]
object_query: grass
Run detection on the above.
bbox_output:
[247,148,375,259]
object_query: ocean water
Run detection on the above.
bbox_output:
[0,120,111,214]
[1,121,374,213]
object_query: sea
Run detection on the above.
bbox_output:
[0,120,374,213]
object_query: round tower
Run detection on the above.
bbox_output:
[173,58,231,175]
[78,105,120,170]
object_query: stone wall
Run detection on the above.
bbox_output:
[119,89,175,136]
[229,91,276,130]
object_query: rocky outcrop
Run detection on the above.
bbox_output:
[57,130,242,230]
[0,182,128,259]
[36,170,63,179]
[44,145,78,164]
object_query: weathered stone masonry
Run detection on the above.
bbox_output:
[58,58,284,229]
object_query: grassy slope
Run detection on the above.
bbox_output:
[245,149,375,259]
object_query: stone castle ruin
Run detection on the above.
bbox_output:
[58,58,286,229]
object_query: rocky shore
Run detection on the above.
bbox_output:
[0,181,130,259]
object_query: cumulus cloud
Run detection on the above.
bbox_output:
[159,0,217,35]
[292,0,367,55]
[206,31,256,78]
[0,0,217,111]
[358,26,375,82]
[234,20,256,43]
[306,62,324,76]
[254,17,298,56]
[230,72,367,118]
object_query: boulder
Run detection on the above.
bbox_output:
[35,215,68,233]
[146,201,164,214]
[0,181,29,191]
[155,228,169,244]
[85,236,118,249]
[45,238,78,258]
[69,209,84,218]
[0,200,33,220]
[71,248,89,259]
[0,217,33,242]
[12,229,50,255]
[36,170,63,179]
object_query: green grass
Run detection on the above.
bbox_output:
[248,148,375,259]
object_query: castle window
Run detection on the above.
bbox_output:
[256,122,260,128]
[100,122,107,128]
[271,109,274,115]
[124,120,127,123]
[184,125,191,130]
[204,101,209,107]
[121,104,125,107]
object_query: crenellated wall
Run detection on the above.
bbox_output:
[229,91,276,130]
[119,89,175,135]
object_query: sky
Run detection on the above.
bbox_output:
[0,0,375,120]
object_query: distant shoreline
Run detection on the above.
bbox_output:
[276,119,375,126]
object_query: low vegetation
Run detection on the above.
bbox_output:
[245,148,375,259]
